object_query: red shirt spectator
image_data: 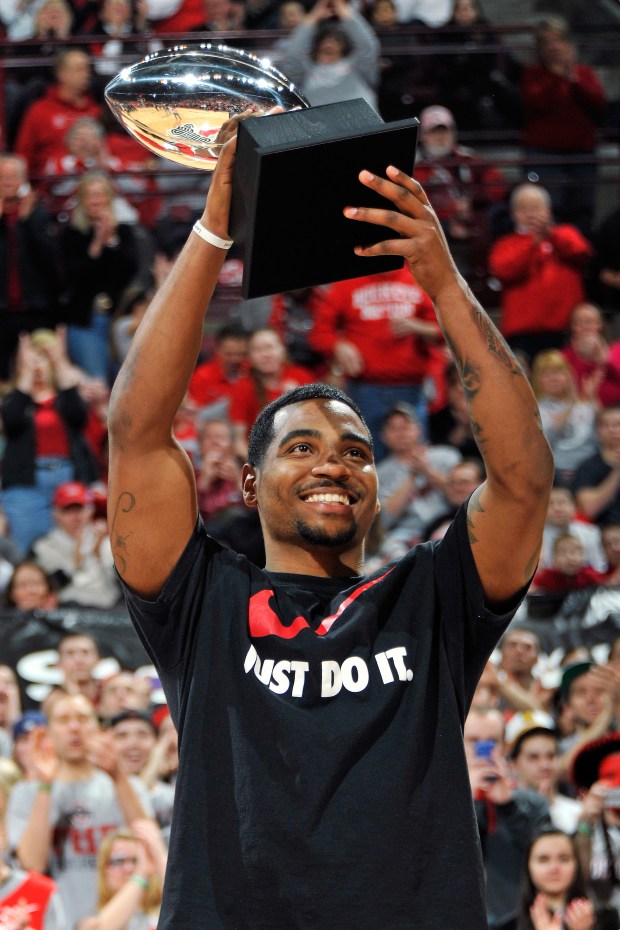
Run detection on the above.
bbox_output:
[488,183,591,356]
[14,49,101,180]
[309,266,440,385]
[229,327,313,459]
[188,322,249,411]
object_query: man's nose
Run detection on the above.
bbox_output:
[311,453,352,477]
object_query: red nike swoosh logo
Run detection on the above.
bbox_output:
[248,568,394,639]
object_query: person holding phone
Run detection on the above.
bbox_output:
[465,707,551,929]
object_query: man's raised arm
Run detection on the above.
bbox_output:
[345,167,554,605]
[107,132,239,598]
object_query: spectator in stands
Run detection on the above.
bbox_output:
[6,693,152,929]
[570,734,620,920]
[556,662,619,762]
[423,458,485,540]
[563,303,620,409]
[496,627,548,714]
[195,418,243,528]
[516,826,610,930]
[432,0,521,132]
[14,48,101,181]
[108,711,175,839]
[85,0,159,82]
[0,327,100,554]
[60,171,141,382]
[428,361,482,461]
[531,349,597,487]
[77,821,166,930]
[3,560,57,611]
[188,322,248,418]
[573,406,620,527]
[55,631,102,705]
[98,674,147,723]
[532,534,608,595]
[230,327,313,461]
[30,480,121,609]
[375,402,461,557]
[464,706,551,930]
[0,153,62,381]
[540,486,605,573]
[45,117,160,229]
[414,105,508,297]
[507,712,582,834]
[280,0,380,112]
[520,15,607,238]
[309,267,442,455]
[488,183,592,361]
[590,205,620,316]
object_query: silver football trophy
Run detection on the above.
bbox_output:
[105,45,419,298]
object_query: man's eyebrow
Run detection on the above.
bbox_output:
[341,431,373,452]
[277,429,322,449]
[276,429,372,452]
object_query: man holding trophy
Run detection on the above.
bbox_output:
[106,58,553,929]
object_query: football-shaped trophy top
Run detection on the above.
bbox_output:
[104,44,310,170]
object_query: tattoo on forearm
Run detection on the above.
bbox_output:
[110,492,136,576]
[466,486,485,545]
[472,306,524,377]
[461,359,482,401]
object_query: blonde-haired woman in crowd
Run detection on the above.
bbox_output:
[531,349,597,487]
[78,820,167,930]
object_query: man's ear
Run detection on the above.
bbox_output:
[242,464,258,508]
[375,498,381,516]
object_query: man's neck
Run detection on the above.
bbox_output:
[57,759,95,782]
[264,541,364,578]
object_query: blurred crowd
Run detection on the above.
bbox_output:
[1,0,620,928]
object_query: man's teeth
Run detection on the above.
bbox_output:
[304,493,350,504]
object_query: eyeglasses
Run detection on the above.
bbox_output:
[107,856,139,869]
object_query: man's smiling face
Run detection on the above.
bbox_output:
[245,399,379,571]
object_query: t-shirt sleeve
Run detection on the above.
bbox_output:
[118,518,223,675]
[44,889,68,930]
[6,782,40,852]
[434,504,526,715]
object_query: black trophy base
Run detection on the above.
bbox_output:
[229,99,419,300]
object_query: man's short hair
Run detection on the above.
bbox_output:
[57,631,100,656]
[247,383,370,468]
[215,322,248,344]
[379,402,419,431]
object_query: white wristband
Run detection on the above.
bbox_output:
[192,220,233,251]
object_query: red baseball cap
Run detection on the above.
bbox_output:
[53,481,91,509]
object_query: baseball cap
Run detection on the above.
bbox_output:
[53,481,91,509]
[559,661,594,701]
[12,710,46,741]
[570,733,620,792]
[108,709,157,733]
[505,710,556,757]
[419,105,455,131]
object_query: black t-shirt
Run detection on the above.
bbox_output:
[121,506,519,930]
